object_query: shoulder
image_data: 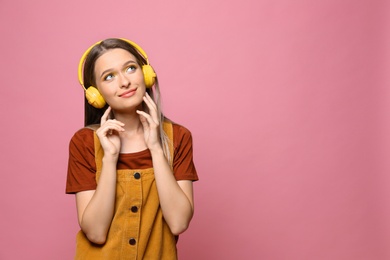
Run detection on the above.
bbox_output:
[68,127,96,169]
[84,124,100,131]
[69,126,96,150]
[72,124,99,137]
[168,121,193,139]
[71,127,93,140]
[169,121,194,150]
[172,122,190,132]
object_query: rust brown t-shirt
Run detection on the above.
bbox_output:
[66,123,198,194]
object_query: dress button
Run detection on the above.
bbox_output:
[130,206,138,213]
[129,238,136,245]
[134,172,141,179]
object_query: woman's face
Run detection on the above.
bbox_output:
[94,48,146,110]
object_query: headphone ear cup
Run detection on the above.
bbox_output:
[142,65,156,88]
[85,86,106,109]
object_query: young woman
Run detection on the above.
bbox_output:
[66,38,198,259]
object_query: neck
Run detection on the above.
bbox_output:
[112,109,143,133]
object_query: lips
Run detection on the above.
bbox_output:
[119,89,137,98]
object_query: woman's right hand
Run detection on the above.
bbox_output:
[95,107,124,157]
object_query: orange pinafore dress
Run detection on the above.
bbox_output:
[75,122,177,260]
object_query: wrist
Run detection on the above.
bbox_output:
[102,154,119,164]
[149,145,164,156]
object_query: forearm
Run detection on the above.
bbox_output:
[151,149,194,235]
[79,157,117,244]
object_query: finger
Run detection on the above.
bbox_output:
[107,124,125,134]
[144,92,157,110]
[138,112,148,123]
[136,110,151,121]
[137,111,150,131]
[97,120,125,137]
[142,96,159,123]
[106,121,125,131]
[101,107,112,125]
[136,110,156,126]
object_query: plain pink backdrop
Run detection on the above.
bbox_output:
[1,0,389,259]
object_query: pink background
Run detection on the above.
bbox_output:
[1,0,389,259]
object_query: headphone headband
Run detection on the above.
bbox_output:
[77,38,152,90]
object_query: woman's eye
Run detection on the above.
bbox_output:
[104,74,114,81]
[126,66,136,73]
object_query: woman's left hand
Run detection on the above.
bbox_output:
[136,92,162,152]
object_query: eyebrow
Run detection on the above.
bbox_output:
[100,60,138,78]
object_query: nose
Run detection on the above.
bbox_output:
[118,73,130,88]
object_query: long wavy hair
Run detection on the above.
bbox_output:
[81,38,172,162]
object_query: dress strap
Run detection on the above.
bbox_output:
[93,132,104,173]
[162,121,174,168]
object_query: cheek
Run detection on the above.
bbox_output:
[136,69,146,84]
[96,84,114,99]
[139,88,146,97]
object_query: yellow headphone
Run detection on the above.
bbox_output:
[78,38,156,108]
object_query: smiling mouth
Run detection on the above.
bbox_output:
[119,89,137,98]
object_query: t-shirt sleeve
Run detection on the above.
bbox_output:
[66,128,97,194]
[172,124,199,181]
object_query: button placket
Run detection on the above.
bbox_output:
[127,171,141,249]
